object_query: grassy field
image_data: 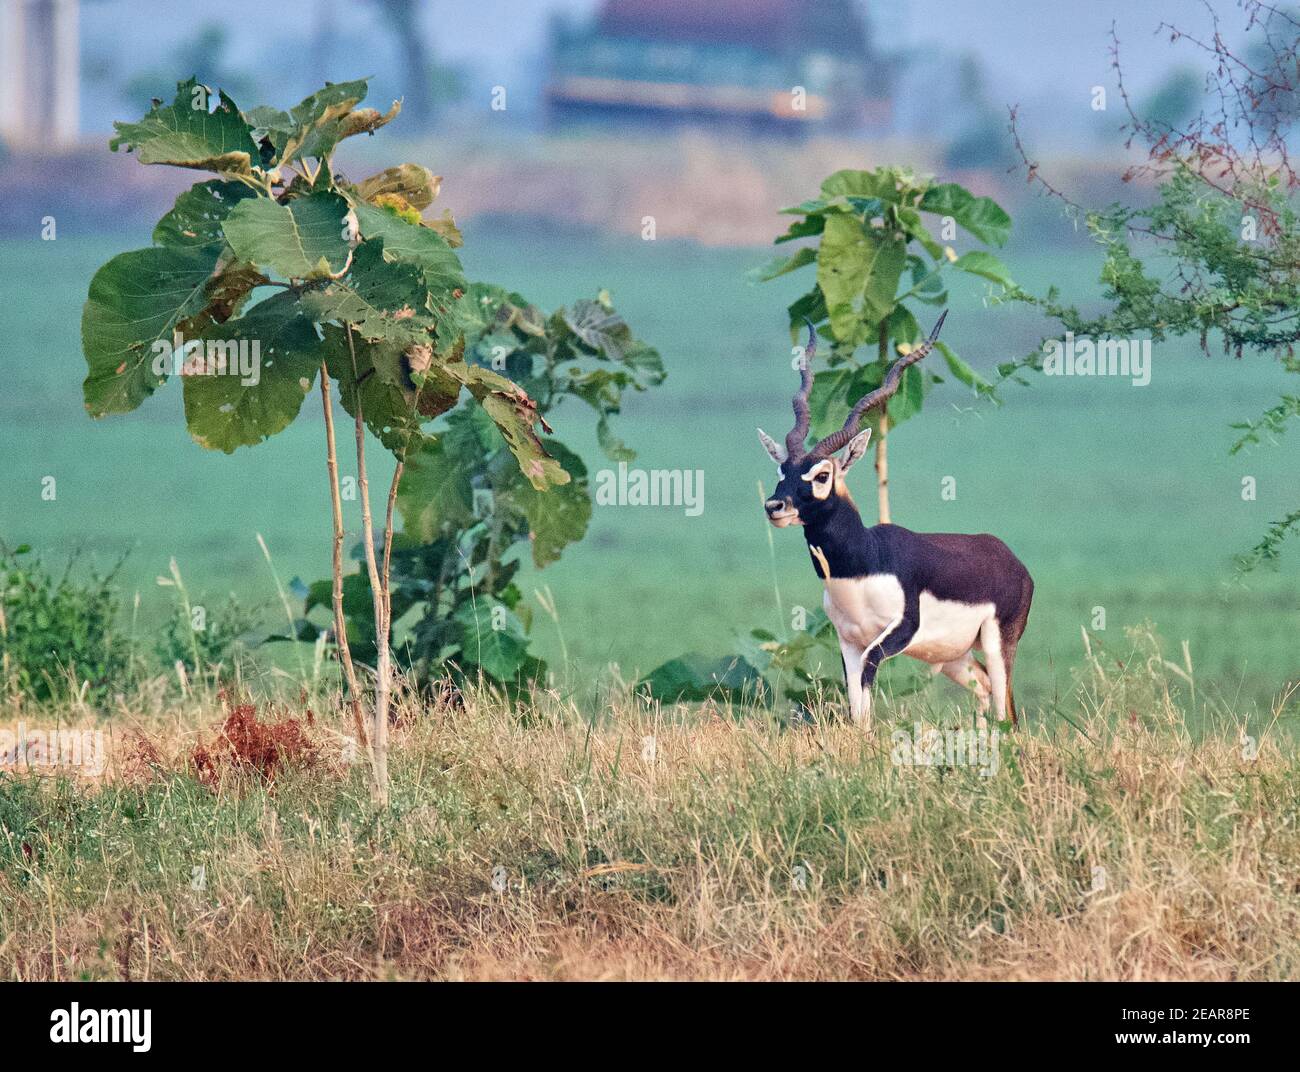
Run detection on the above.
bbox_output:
[0,218,1297,717]
[2,646,1297,981]
[2,213,1299,981]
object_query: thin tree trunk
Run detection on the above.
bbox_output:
[0,589,9,696]
[382,461,403,628]
[874,321,891,524]
[345,327,392,807]
[319,364,372,772]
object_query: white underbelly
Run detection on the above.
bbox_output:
[820,572,993,663]
[905,593,994,663]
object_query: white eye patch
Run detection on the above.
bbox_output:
[801,459,835,499]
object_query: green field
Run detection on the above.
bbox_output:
[1,221,1296,713]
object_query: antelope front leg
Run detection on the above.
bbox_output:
[856,613,919,732]
[838,638,867,728]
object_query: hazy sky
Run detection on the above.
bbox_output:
[79,0,1232,134]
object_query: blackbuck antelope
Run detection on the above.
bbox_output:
[758,313,1033,730]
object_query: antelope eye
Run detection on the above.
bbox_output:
[814,470,831,483]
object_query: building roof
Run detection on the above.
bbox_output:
[595,0,871,58]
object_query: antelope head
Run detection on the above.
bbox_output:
[758,311,947,528]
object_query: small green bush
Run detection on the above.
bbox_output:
[157,592,259,681]
[0,542,129,703]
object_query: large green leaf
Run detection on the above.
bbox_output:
[324,328,459,453]
[450,365,569,491]
[952,250,1017,289]
[301,239,432,343]
[747,246,816,283]
[82,245,221,416]
[820,168,904,202]
[153,180,258,249]
[885,363,928,425]
[639,654,764,703]
[918,184,1012,247]
[453,600,532,682]
[498,440,591,567]
[181,292,321,452]
[808,365,881,439]
[816,214,905,340]
[397,437,476,541]
[221,191,352,280]
[110,78,259,174]
[353,201,464,293]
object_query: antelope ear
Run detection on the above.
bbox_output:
[839,429,872,471]
[757,428,787,465]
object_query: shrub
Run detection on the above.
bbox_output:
[0,542,129,704]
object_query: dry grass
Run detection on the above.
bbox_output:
[0,634,1297,981]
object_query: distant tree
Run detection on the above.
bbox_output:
[370,0,464,129]
[122,25,258,110]
[946,115,1019,171]
[1141,67,1202,132]
[944,55,1018,170]
[1245,5,1300,137]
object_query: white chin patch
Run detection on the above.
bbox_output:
[768,511,800,527]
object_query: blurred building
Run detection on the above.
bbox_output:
[0,0,80,148]
[546,0,889,135]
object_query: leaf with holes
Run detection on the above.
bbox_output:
[110,78,258,174]
[181,292,321,452]
[451,364,569,491]
[82,245,221,416]
[355,164,442,210]
[154,180,258,250]
[301,239,432,343]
